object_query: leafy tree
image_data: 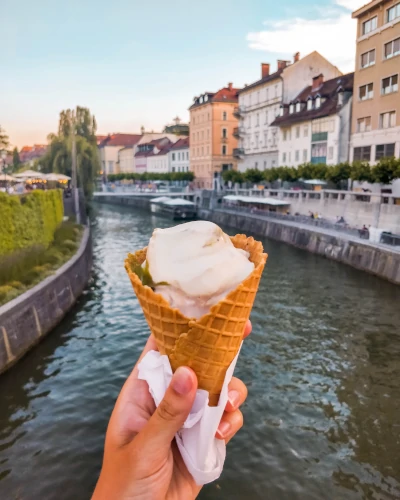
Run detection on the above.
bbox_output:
[325,162,351,188]
[277,166,300,182]
[244,168,264,184]
[12,147,21,171]
[263,168,280,183]
[221,169,244,184]
[0,126,9,151]
[350,161,373,182]
[372,157,399,185]
[41,107,100,198]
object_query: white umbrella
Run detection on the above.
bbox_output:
[1,174,18,182]
[14,169,45,179]
[46,173,71,181]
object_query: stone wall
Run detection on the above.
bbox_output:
[200,209,400,285]
[0,227,92,374]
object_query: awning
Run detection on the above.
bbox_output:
[163,198,195,206]
[223,195,290,206]
[150,196,171,203]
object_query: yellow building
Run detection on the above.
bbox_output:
[189,83,240,189]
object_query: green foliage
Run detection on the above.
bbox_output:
[221,169,245,184]
[0,190,63,258]
[350,161,373,182]
[0,221,82,304]
[325,162,352,186]
[243,168,265,184]
[40,107,100,198]
[372,157,399,185]
[107,171,195,182]
[0,125,9,150]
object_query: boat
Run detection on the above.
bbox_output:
[159,198,197,220]
[150,196,171,213]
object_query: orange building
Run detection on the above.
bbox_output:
[189,83,240,189]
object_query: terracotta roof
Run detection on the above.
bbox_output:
[19,144,48,163]
[99,133,142,148]
[271,73,354,127]
[190,85,240,109]
[96,135,107,145]
[237,69,283,94]
[135,138,172,158]
[170,137,189,150]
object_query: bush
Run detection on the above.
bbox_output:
[0,190,63,258]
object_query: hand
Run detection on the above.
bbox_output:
[92,321,252,500]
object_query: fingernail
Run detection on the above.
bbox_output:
[172,367,193,396]
[216,421,231,439]
[228,390,240,409]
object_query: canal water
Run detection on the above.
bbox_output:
[1,203,400,500]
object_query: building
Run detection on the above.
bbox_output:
[272,73,354,166]
[116,133,180,174]
[350,0,400,164]
[147,139,173,174]
[19,145,48,165]
[189,83,240,189]
[236,51,343,171]
[163,117,190,136]
[168,137,190,173]
[134,138,172,174]
[98,134,141,175]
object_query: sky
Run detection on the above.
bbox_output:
[2,0,366,148]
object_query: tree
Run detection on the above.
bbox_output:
[41,107,100,198]
[325,162,351,188]
[372,157,400,185]
[244,168,264,184]
[263,168,280,183]
[12,147,20,171]
[350,161,373,182]
[221,169,244,184]
[277,166,300,183]
[0,126,9,151]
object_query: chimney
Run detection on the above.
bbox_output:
[228,82,233,91]
[312,74,324,90]
[261,63,270,78]
[293,52,300,63]
[277,60,290,71]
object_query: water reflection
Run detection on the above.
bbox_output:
[0,203,399,500]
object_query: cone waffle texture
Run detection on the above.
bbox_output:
[125,234,267,406]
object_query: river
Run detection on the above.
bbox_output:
[1,203,400,500]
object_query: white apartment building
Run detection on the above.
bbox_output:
[168,137,190,172]
[99,134,141,175]
[236,51,343,171]
[272,73,354,166]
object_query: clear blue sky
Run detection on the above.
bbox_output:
[2,0,362,148]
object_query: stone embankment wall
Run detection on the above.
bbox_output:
[0,227,92,374]
[200,209,400,285]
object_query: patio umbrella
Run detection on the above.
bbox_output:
[0,174,18,182]
[14,169,45,179]
[45,173,71,181]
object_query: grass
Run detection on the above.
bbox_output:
[0,221,83,306]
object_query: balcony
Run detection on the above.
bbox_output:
[233,127,246,138]
[311,156,326,164]
[233,148,245,158]
[233,106,246,118]
[311,132,328,142]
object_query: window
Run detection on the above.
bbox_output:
[315,96,321,108]
[361,49,375,68]
[289,104,294,114]
[266,89,269,101]
[307,99,313,110]
[362,16,377,35]
[384,37,400,58]
[108,161,114,173]
[359,83,373,100]
[257,92,260,103]
[264,161,267,169]
[357,116,372,132]
[296,102,301,112]
[207,129,210,138]
[222,111,227,121]
[296,126,300,138]
[304,126,309,137]
[264,131,268,146]
[172,153,176,161]
[187,152,189,160]
[303,149,307,161]
[265,111,268,124]
[288,152,291,162]
[353,146,371,161]
[222,128,227,138]
[178,152,181,160]
[255,133,259,148]
[387,3,400,22]
[255,162,258,169]
[328,146,334,160]
[382,74,398,94]
[311,142,327,158]
[274,85,278,97]
[282,152,287,163]
[295,150,299,161]
[283,130,287,141]
[256,113,260,126]
[201,146,204,155]
[172,167,175,172]
[380,111,396,129]
[222,145,227,155]
[376,143,396,160]
[280,107,284,117]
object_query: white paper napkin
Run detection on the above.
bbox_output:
[138,344,242,485]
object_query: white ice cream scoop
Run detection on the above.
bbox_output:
[145,221,254,319]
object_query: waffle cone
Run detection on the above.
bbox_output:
[125,234,267,406]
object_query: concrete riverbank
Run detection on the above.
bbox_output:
[0,226,92,374]
[93,193,400,285]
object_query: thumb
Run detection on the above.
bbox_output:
[137,366,198,454]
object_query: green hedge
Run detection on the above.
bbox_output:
[0,190,63,257]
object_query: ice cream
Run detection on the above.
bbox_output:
[144,221,255,319]
[125,223,267,406]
